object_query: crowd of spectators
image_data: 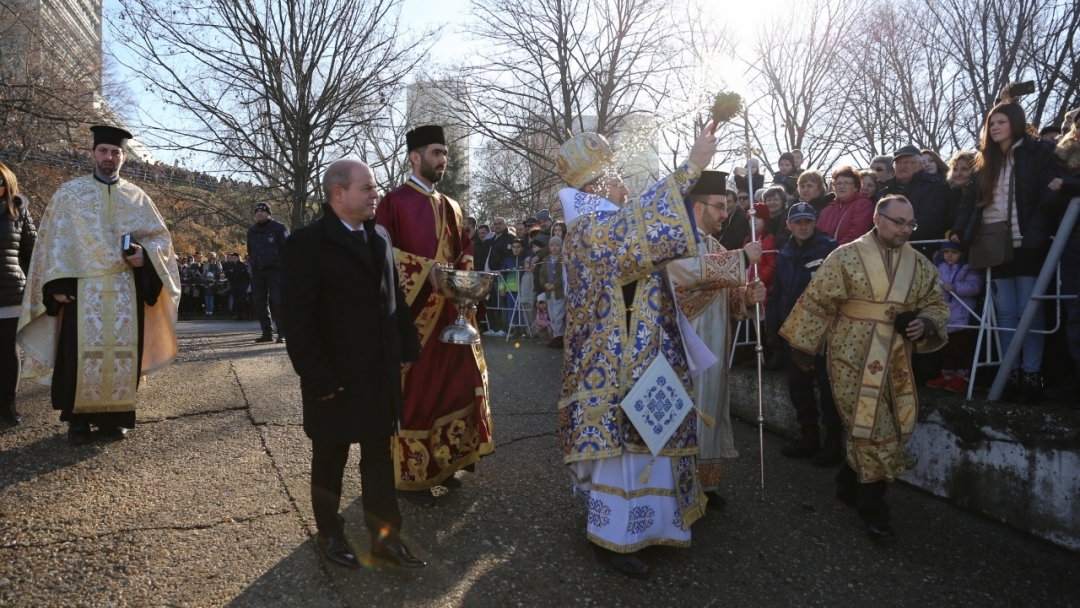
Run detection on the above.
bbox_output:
[468,97,1080,407]
[177,250,252,319]
[0,143,257,193]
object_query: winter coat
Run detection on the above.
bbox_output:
[954,136,1065,250]
[878,169,951,244]
[935,259,981,329]
[817,192,874,244]
[735,173,764,195]
[715,208,750,252]
[536,254,565,300]
[482,230,514,272]
[280,204,420,444]
[0,194,36,307]
[247,219,290,272]
[499,253,527,293]
[766,228,838,334]
[744,232,776,304]
[771,172,799,195]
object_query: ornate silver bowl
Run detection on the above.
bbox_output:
[435,265,498,345]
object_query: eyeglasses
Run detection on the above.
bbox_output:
[872,166,887,173]
[738,194,750,200]
[700,202,727,210]
[880,213,918,231]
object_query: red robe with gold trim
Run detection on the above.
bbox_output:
[377,180,493,490]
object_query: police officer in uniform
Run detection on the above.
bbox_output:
[247,202,289,343]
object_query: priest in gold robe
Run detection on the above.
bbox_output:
[779,194,948,542]
[667,170,765,508]
[17,125,180,444]
[376,125,493,506]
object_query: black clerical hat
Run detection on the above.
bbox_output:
[405,125,446,152]
[690,170,729,195]
[90,125,134,149]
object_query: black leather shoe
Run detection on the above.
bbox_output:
[781,426,820,459]
[0,395,21,426]
[276,336,285,344]
[442,475,462,489]
[608,552,649,578]
[68,422,92,445]
[867,522,895,542]
[705,491,727,510]
[103,426,128,440]
[318,534,360,568]
[371,538,426,568]
[399,490,435,507]
[254,334,274,343]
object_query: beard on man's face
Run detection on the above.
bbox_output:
[95,158,120,177]
[420,157,446,184]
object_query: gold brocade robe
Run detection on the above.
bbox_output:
[779,231,948,483]
[668,232,747,491]
[17,176,180,413]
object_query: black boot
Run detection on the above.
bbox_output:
[1018,371,1042,404]
[781,425,820,458]
[0,394,20,426]
[811,426,844,467]
[254,333,274,343]
[67,421,91,445]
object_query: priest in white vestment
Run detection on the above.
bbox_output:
[668,171,765,507]
[18,125,180,444]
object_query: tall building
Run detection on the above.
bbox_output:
[2,0,103,90]
[407,79,471,205]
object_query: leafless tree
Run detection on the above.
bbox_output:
[115,0,426,228]
[741,0,862,174]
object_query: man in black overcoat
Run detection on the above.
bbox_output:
[280,159,424,570]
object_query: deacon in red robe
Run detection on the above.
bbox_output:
[377,125,493,506]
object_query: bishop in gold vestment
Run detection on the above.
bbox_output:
[779,196,948,540]
[17,126,179,441]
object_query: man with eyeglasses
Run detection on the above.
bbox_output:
[715,187,750,251]
[780,194,949,543]
[668,170,765,512]
[376,125,493,508]
[876,146,950,256]
[869,155,894,181]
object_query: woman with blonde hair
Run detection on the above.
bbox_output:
[0,162,37,426]
[945,150,977,224]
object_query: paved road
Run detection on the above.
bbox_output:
[1,332,1077,606]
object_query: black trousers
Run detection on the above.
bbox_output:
[836,464,889,525]
[251,269,281,337]
[311,438,401,542]
[0,317,20,398]
[783,342,841,430]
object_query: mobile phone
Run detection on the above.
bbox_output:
[1010,80,1036,97]
[122,234,135,255]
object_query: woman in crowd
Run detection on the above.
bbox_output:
[796,170,832,214]
[859,169,879,202]
[921,149,950,176]
[0,162,37,426]
[946,150,976,226]
[953,102,1064,403]
[818,166,874,244]
[550,221,567,240]
[762,186,791,251]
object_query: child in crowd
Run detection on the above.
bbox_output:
[537,236,566,348]
[499,239,529,337]
[927,241,982,392]
[532,296,552,344]
[771,152,800,195]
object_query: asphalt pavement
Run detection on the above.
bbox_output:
[1,330,1078,607]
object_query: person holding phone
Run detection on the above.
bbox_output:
[16,125,180,444]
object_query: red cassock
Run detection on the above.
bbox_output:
[377,180,494,489]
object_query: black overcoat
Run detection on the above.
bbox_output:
[280,204,420,444]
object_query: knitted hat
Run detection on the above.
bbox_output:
[749,202,771,222]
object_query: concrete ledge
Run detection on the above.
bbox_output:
[727,367,1080,552]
